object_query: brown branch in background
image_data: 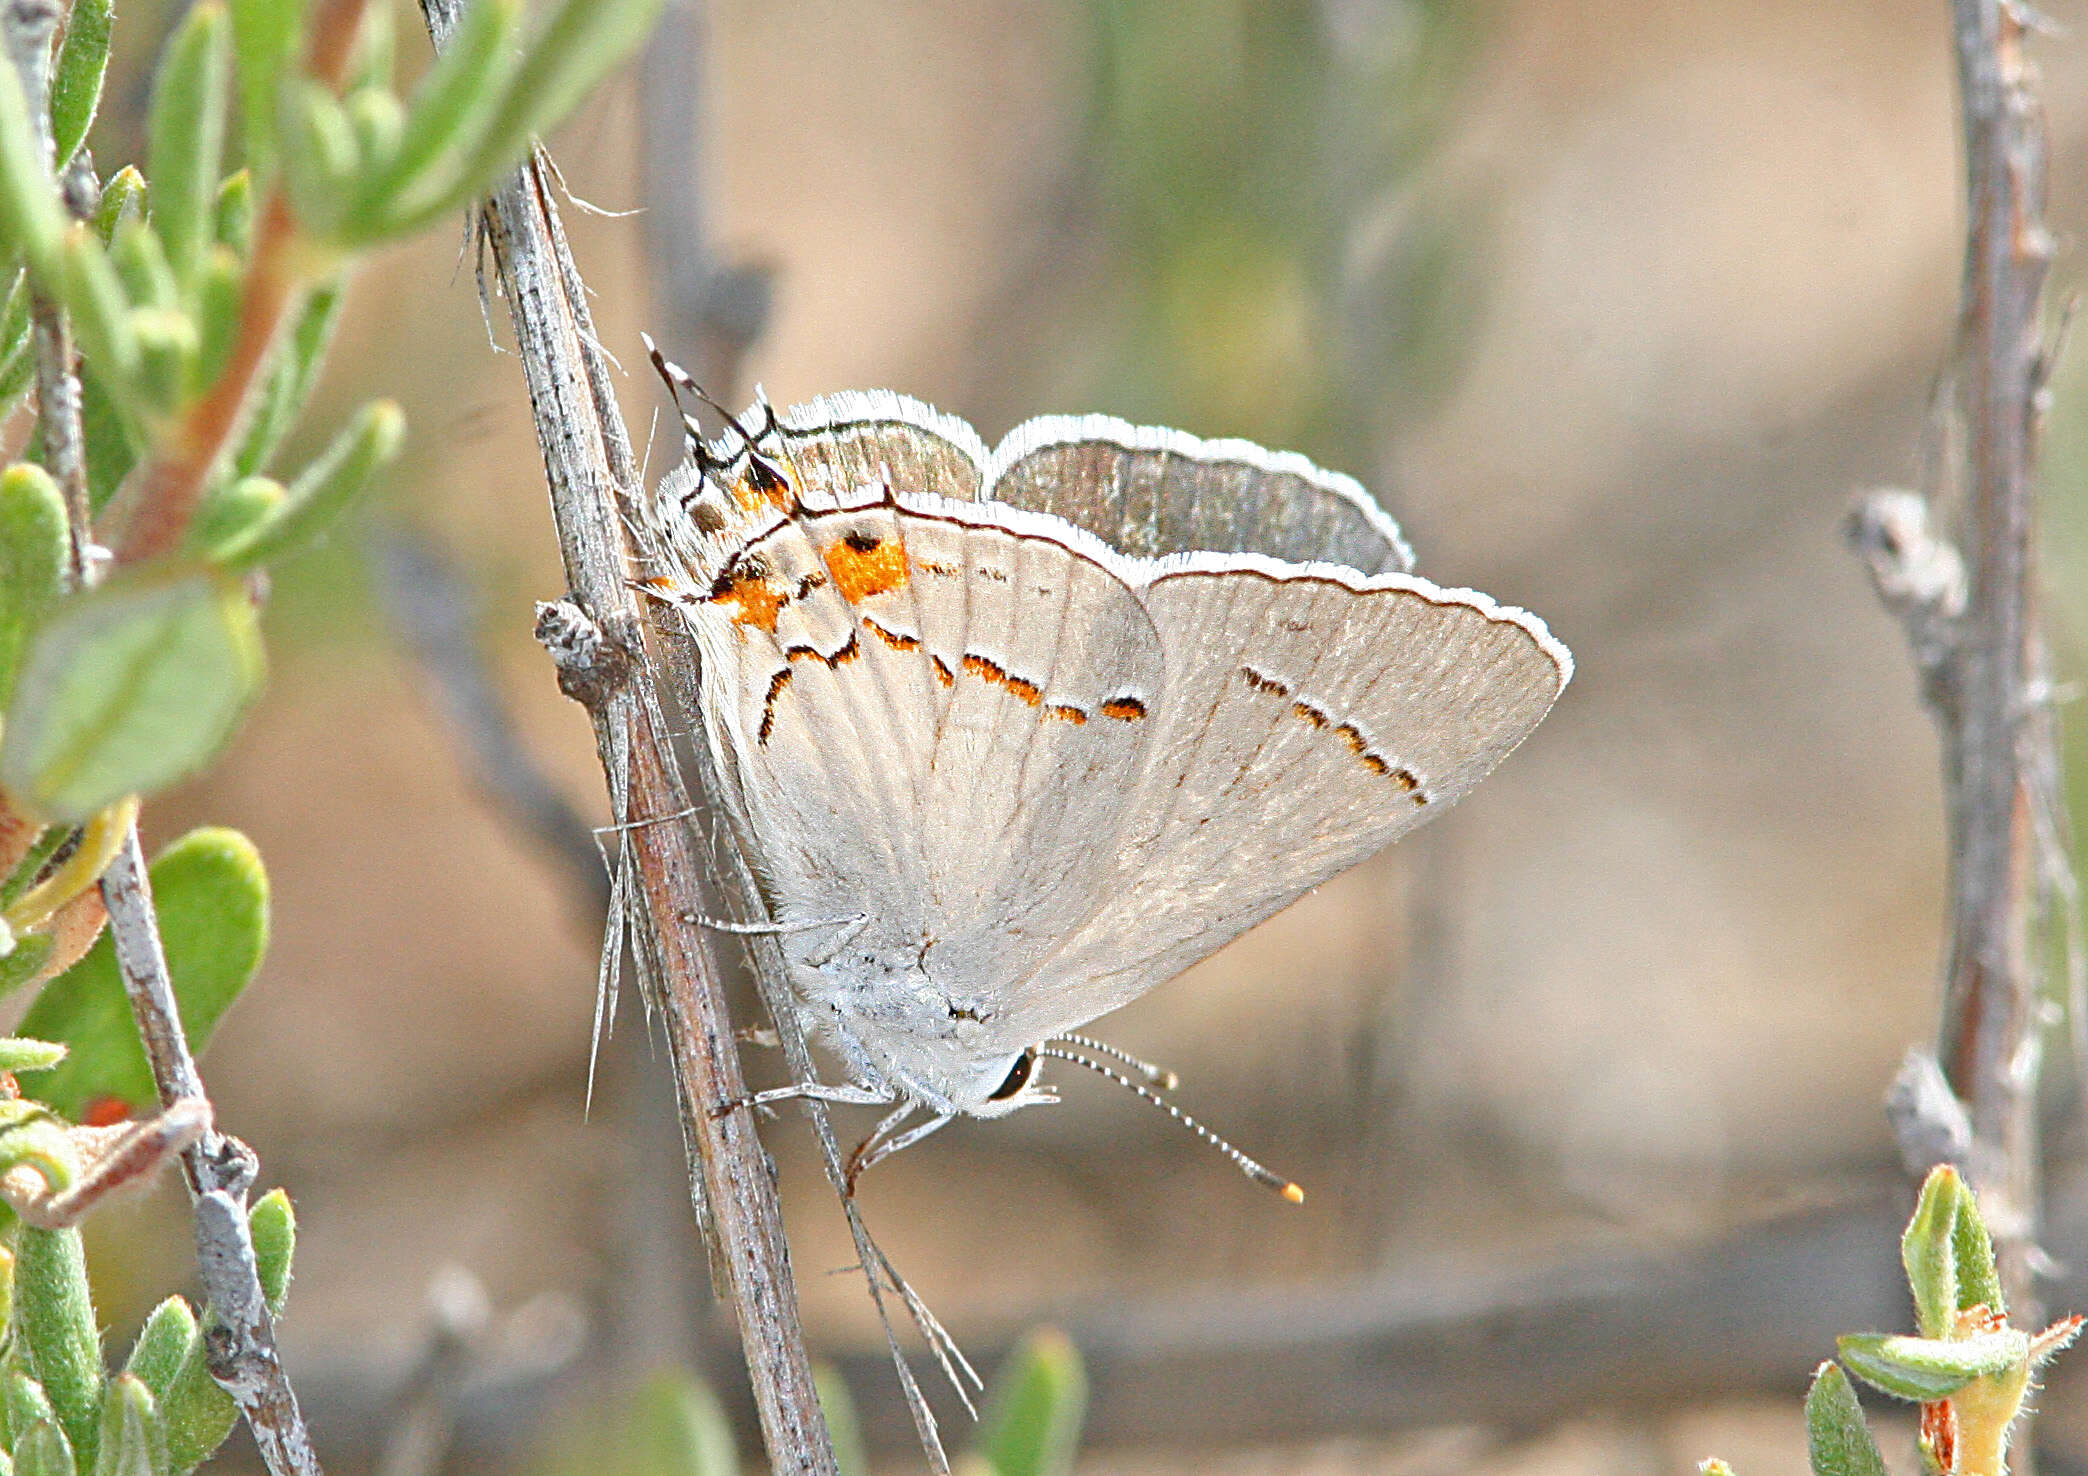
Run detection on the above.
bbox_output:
[99,830,322,1476]
[1850,0,2062,1328]
[415,3,838,1469]
[638,0,772,405]
[107,0,370,566]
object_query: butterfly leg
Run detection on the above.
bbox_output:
[845,1108,954,1193]
[721,1080,896,1118]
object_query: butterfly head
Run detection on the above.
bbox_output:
[960,1046,1058,1119]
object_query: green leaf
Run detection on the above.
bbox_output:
[815,1365,866,1476]
[192,247,241,393]
[975,1328,1088,1476]
[12,1419,75,1476]
[212,172,251,257]
[77,369,137,514]
[0,269,33,422]
[119,1301,198,1402]
[1951,1179,2004,1318]
[189,476,283,556]
[153,1347,231,1475]
[59,229,139,388]
[108,221,177,314]
[229,0,305,181]
[20,827,268,1121]
[146,1,233,293]
[370,0,662,238]
[0,462,70,707]
[0,824,69,909]
[0,1108,77,1195]
[0,1040,66,1074]
[0,42,66,284]
[4,1368,59,1449]
[0,935,57,997]
[230,283,338,478]
[347,0,521,231]
[1804,1363,1888,1476]
[0,570,265,821]
[215,399,401,570]
[11,1229,102,1469]
[49,0,114,168]
[1837,1330,2029,1402]
[1902,1164,1963,1340]
[89,1375,166,1476]
[248,1189,293,1317]
[529,1369,736,1476]
[344,88,404,184]
[277,82,358,237]
[89,170,144,245]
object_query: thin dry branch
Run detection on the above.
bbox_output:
[99,829,322,1475]
[1851,0,2062,1326]
[414,3,837,1468]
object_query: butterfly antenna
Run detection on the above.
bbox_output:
[1049,1033,1179,1090]
[1038,1046,1303,1203]
[640,332,711,461]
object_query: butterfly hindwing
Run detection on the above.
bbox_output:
[981,560,1569,1048]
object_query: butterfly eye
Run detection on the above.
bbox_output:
[988,1049,1037,1102]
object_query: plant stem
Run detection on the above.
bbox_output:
[99,827,323,1475]
[1938,0,2054,1323]
[415,2,839,1468]
[106,0,370,565]
[1,0,91,589]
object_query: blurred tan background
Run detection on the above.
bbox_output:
[74,0,2088,1469]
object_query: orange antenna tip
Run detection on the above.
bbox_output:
[1281,1182,1306,1205]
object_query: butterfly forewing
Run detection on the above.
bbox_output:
[989,419,1415,575]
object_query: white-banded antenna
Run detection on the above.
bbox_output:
[1050,1033,1180,1090]
[1038,1046,1303,1204]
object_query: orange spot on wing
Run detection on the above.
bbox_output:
[1100,696,1146,721]
[863,617,921,652]
[932,655,955,686]
[1047,704,1087,724]
[962,653,1005,682]
[825,530,910,602]
[1005,675,1043,705]
[729,460,795,512]
[1292,701,1329,729]
[710,576,783,631]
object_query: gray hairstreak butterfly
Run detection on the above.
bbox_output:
[638,340,1571,1199]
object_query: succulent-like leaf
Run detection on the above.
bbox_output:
[0,569,264,821]
[211,172,250,257]
[0,270,34,423]
[1951,1182,2004,1318]
[976,1328,1088,1476]
[77,370,137,515]
[229,283,338,479]
[59,229,138,388]
[0,1040,66,1074]
[192,247,241,393]
[228,0,305,180]
[215,399,401,570]
[0,462,70,707]
[189,475,283,556]
[10,1229,102,1469]
[348,0,520,230]
[146,1,232,293]
[344,88,404,184]
[89,170,143,243]
[248,1189,294,1317]
[108,220,176,314]
[118,1301,197,1403]
[529,1369,737,1476]
[0,935,57,996]
[89,1375,166,1476]
[1902,1165,1962,1340]
[1803,1363,1888,1476]
[4,1369,58,1451]
[49,0,114,168]
[0,46,66,283]
[12,1418,75,1476]
[21,827,268,1121]
[1837,1330,2028,1402]
[277,82,359,237]
[372,0,662,238]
